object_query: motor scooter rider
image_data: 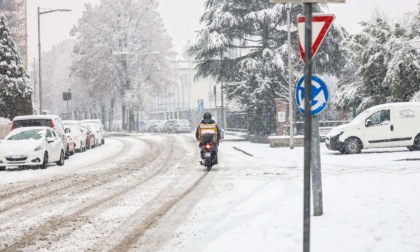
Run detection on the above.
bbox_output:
[195,112,221,148]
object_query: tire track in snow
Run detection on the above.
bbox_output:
[1,135,204,251]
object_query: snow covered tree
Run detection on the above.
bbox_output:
[40,39,96,119]
[383,23,420,102]
[71,0,176,131]
[188,1,348,136]
[0,16,32,119]
[335,13,420,115]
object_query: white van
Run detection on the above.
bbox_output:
[326,102,420,154]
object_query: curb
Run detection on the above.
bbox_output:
[233,146,253,157]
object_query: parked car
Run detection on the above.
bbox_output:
[63,120,86,152]
[153,120,167,133]
[66,132,76,156]
[144,120,160,133]
[165,119,192,133]
[81,124,95,149]
[164,119,176,132]
[83,123,102,147]
[82,119,105,144]
[326,102,420,154]
[0,127,65,170]
[11,115,69,159]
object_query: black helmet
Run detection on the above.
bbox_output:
[203,112,212,120]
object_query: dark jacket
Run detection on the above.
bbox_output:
[195,119,221,141]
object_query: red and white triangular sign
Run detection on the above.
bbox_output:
[297,14,335,62]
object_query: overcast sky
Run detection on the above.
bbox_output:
[25,0,418,64]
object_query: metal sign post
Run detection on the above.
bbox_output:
[269,1,343,251]
[303,4,312,252]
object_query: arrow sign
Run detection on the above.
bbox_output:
[297,14,335,62]
[295,75,329,116]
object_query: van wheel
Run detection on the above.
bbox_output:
[345,138,362,154]
[408,134,420,151]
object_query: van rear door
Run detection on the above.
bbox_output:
[388,107,419,147]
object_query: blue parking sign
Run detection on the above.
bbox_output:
[198,99,204,112]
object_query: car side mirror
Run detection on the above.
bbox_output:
[365,119,372,127]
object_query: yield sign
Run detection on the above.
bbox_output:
[297,14,335,62]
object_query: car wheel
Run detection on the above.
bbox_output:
[65,148,70,159]
[0,166,5,171]
[102,138,105,145]
[78,142,83,152]
[40,152,48,169]
[408,134,420,151]
[71,144,75,155]
[345,138,362,154]
[57,150,65,166]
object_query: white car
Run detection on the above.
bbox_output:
[82,123,101,147]
[63,120,87,152]
[11,114,69,159]
[0,127,65,170]
[82,119,105,144]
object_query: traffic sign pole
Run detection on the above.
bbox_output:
[303,4,312,252]
[311,61,323,217]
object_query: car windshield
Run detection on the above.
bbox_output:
[7,129,45,141]
[13,119,52,128]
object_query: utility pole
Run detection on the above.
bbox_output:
[287,4,294,149]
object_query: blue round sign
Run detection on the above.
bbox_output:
[295,75,329,116]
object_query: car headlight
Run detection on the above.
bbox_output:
[34,145,42,151]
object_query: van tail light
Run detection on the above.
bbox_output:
[51,119,55,129]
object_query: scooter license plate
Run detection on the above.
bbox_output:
[204,152,211,157]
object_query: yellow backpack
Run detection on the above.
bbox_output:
[197,123,218,144]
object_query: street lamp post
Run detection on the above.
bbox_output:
[38,7,71,114]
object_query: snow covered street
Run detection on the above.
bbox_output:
[0,133,419,251]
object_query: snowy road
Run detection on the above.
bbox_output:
[0,134,209,251]
[1,134,420,251]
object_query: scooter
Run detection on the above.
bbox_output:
[199,130,218,171]
[200,141,218,171]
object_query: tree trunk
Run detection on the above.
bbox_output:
[101,104,106,130]
[129,110,135,132]
[109,98,115,131]
[122,104,127,131]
